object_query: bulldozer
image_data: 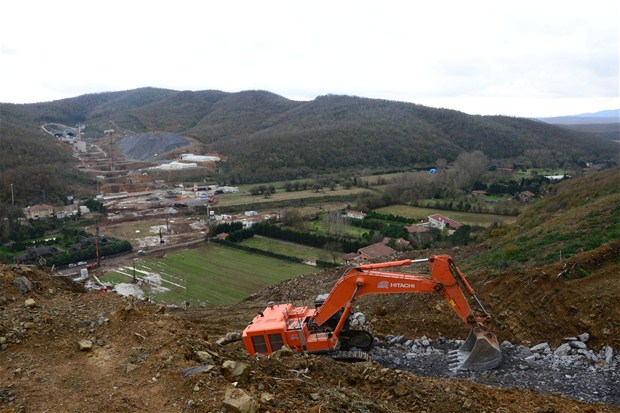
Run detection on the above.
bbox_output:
[242,255,502,371]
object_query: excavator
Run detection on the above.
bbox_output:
[242,255,502,371]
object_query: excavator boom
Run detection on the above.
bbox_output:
[242,255,501,371]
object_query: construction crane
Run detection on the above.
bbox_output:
[86,221,100,270]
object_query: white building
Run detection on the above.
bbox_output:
[151,161,198,170]
[180,154,220,162]
[24,204,54,220]
[428,214,462,235]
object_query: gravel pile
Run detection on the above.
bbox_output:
[117,132,190,160]
[371,332,619,405]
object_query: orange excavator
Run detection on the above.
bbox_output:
[242,255,502,371]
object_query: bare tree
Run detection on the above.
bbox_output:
[323,241,342,264]
[524,149,555,169]
[451,151,489,190]
[281,208,305,230]
[322,211,346,236]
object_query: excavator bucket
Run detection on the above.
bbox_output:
[448,328,502,371]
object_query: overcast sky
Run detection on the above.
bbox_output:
[1,0,618,117]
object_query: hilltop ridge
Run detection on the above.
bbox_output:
[1,88,616,205]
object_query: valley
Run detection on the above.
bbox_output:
[0,90,618,412]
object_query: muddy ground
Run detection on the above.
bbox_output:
[0,241,618,412]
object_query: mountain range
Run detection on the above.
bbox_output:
[537,109,619,125]
[0,88,617,204]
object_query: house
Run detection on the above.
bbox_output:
[518,191,536,202]
[428,214,462,234]
[24,204,55,220]
[342,252,361,263]
[471,190,487,196]
[16,245,65,263]
[383,237,411,250]
[544,175,568,181]
[345,210,367,220]
[357,242,396,260]
[70,236,109,251]
[406,223,430,233]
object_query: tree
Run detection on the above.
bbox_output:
[83,198,106,213]
[451,151,489,191]
[524,149,555,169]
[322,211,346,236]
[435,158,448,170]
[281,208,305,230]
[323,241,342,264]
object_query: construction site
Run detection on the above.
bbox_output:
[0,240,618,412]
[0,124,611,412]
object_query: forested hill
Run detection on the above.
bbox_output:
[1,88,616,186]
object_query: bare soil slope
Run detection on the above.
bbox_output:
[1,240,618,412]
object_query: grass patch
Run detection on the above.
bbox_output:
[240,235,342,264]
[101,243,311,305]
[375,205,516,227]
[306,220,369,238]
[216,187,370,207]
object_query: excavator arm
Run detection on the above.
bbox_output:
[312,255,485,327]
[242,255,501,371]
[310,255,501,370]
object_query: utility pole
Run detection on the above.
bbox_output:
[11,183,14,206]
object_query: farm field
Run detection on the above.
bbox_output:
[215,186,371,207]
[240,235,343,264]
[376,205,517,227]
[100,243,312,306]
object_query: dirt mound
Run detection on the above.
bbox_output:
[303,242,619,350]
[485,239,620,348]
[1,249,619,412]
[117,132,191,160]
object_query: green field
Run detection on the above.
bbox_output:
[101,244,312,305]
[240,235,343,264]
[375,205,516,227]
[215,186,370,207]
[511,168,567,179]
[306,220,368,238]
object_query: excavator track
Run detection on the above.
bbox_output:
[339,330,374,351]
[330,350,371,362]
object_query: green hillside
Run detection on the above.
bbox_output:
[0,114,85,206]
[471,168,620,272]
[1,88,617,204]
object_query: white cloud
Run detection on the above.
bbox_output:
[1,0,618,116]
